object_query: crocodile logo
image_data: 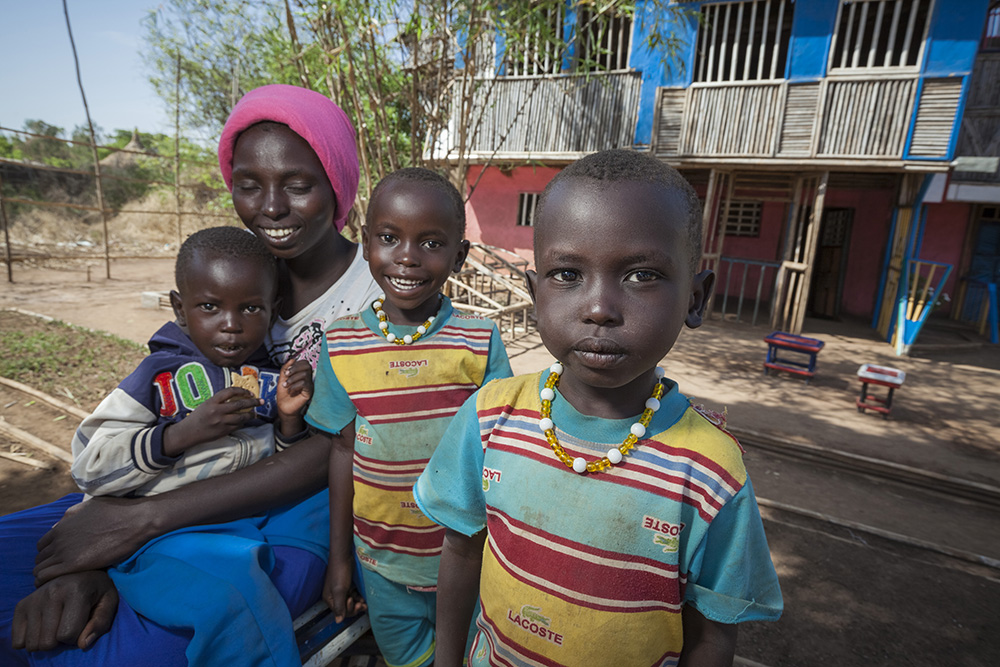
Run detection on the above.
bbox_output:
[520,605,550,626]
[654,534,680,553]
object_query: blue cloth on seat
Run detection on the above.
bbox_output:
[0,493,328,666]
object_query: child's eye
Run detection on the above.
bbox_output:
[422,239,443,250]
[625,269,661,283]
[198,303,218,312]
[244,305,263,314]
[550,269,579,283]
[378,234,397,244]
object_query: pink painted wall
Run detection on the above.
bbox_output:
[918,201,973,317]
[823,188,895,318]
[465,165,562,266]
[464,166,972,322]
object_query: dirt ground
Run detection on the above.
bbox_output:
[2,256,999,666]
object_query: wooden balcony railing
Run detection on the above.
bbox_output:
[654,75,963,163]
[453,71,642,158]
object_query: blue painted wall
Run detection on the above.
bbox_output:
[630,0,992,147]
[785,0,838,81]
[631,1,699,146]
[922,0,990,75]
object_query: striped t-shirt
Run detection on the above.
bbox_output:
[306,296,512,586]
[414,372,782,666]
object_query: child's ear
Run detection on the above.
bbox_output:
[452,240,471,273]
[525,269,538,303]
[360,225,370,261]
[169,290,187,328]
[685,270,715,329]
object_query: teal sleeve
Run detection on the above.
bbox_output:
[413,391,487,537]
[683,477,783,623]
[304,333,356,435]
[483,325,513,385]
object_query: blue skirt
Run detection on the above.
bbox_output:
[0,493,329,666]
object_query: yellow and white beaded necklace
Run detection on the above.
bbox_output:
[538,362,665,474]
[371,295,439,345]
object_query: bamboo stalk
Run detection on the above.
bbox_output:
[0,418,73,464]
[0,172,12,283]
[0,376,90,421]
[63,0,111,279]
[174,52,183,247]
[0,450,53,470]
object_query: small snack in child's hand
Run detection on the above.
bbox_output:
[229,372,260,412]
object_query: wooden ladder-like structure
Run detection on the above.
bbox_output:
[446,242,536,342]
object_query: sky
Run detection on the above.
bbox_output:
[1,0,172,139]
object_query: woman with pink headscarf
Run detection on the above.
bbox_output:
[0,85,379,666]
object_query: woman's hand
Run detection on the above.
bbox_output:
[33,497,156,585]
[12,570,119,652]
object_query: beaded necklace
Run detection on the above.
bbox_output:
[371,295,438,345]
[538,362,665,474]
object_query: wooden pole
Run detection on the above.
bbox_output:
[791,171,828,334]
[174,52,183,247]
[0,172,12,282]
[63,0,111,279]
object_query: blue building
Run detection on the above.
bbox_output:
[449,0,999,349]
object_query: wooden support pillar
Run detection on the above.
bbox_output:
[700,169,732,274]
[772,171,828,334]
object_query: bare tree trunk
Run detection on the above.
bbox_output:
[63,0,111,279]
[0,173,12,283]
[174,52,183,246]
[285,0,312,89]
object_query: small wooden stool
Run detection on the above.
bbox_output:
[856,364,905,419]
[763,331,825,383]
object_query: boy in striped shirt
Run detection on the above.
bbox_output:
[306,168,512,667]
[415,150,783,667]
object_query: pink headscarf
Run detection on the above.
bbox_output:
[218,84,359,232]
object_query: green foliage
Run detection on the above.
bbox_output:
[138,0,689,210]
[142,0,300,136]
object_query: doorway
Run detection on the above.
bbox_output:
[809,208,854,318]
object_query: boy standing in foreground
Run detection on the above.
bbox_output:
[414,150,783,666]
[307,168,512,667]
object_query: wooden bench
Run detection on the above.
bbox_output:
[296,605,372,666]
[763,331,825,383]
[855,363,906,419]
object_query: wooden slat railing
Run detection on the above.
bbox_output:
[457,71,641,157]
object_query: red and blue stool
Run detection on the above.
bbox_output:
[763,331,825,383]
[855,363,906,419]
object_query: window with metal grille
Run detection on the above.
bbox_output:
[517,192,540,226]
[505,5,565,75]
[725,200,763,237]
[504,4,632,75]
[984,2,1000,51]
[693,0,795,83]
[576,6,633,71]
[829,0,934,72]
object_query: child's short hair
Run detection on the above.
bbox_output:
[367,167,466,235]
[537,149,703,272]
[175,226,277,291]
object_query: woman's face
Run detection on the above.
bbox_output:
[230,123,337,261]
